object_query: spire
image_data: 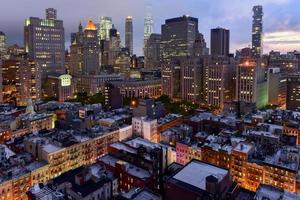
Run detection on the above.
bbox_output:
[79,22,83,32]
[85,19,97,30]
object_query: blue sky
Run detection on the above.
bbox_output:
[0,0,299,55]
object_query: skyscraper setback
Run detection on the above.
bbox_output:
[210,28,230,56]
[252,5,263,58]
[125,16,133,55]
[24,8,65,76]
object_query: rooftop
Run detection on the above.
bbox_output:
[172,160,228,191]
[99,155,151,180]
[233,142,254,154]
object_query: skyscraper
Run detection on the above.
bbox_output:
[236,57,267,108]
[210,28,230,56]
[252,5,263,58]
[144,4,154,46]
[70,20,100,76]
[161,15,199,61]
[207,56,235,110]
[46,8,57,20]
[24,8,65,76]
[144,33,161,69]
[125,16,133,55]
[162,57,204,102]
[99,16,113,41]
[0,31,7,56]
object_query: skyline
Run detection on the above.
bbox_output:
[1,0,299,55]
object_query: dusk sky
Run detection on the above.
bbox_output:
[1,0,299,55]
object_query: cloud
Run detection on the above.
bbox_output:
[264,31,300,52]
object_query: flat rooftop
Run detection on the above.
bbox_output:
[172,160,228,191]
[233,143,254,154]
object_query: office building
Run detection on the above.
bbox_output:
[162,57,204,102]
[83,19,100,74]
[269,51,299,73]
[267,68,286,107]
[144,33,161,69]
[161,15,199,61]
[210,28,230,56]
[236,57,267,108]
[286,74,300,111]
[144,4,154,46]
[108,26,122,66]
[252,5,263,58]
[0,31,7,56]
[125,16,133,55]
[24,8,65,76]
[99,16,113,41]
[207,56,235,110]
[69,20,100,76]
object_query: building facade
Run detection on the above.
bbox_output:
[125,16,133,55]
[24,8,65,76]
[252,5,263,58]
[210,28,230,56]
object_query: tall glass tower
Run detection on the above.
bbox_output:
[144,4,154,46]
[99,16,113,41]
[252,5,263,58]
[125,16,133,55]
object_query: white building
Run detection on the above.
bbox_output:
[132,117,157,142]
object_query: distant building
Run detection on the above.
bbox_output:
[267,68,286,106]
[144,33,161,69]
[252,5,263,58]
[144,4,154,46]
[99,16,113,41]
[0,31,7,56]
[125,16,133,55]
[75,73,122,95]
[269,51,299,73]
[110,79,162,99]
[162,57,204,102]
[210,27,230,56]
[24,8,65,76]
[236,57,267,108]
[161,15,200,61]
[207,56,235,110]
[108,26,122,66]
[70,20,100,76]
[286,74,300,111]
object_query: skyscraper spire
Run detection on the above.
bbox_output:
[144,4,154,47]
[252,5,263,58]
